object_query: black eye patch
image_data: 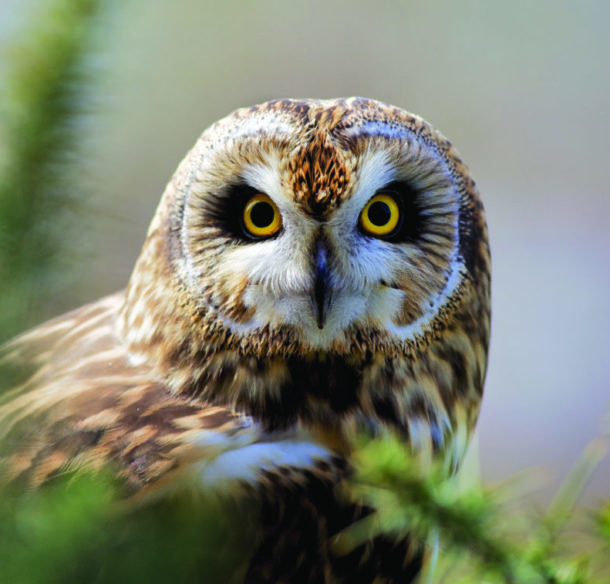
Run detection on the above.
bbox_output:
[197,183,263,243]
[362,180,423,243]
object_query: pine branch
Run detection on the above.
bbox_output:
[0,0,102,342]
[346,435,610,584]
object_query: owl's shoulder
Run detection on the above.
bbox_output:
[0,295,226,488]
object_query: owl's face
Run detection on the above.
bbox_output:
[158,98,479,355]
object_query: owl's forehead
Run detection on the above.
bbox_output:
[197,98,440,216]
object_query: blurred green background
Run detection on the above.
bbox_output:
[0,0,608,502]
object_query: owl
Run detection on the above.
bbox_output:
[0,98,490,583]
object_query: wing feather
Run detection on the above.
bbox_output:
[0,294,268,490]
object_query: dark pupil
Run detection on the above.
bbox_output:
[368,201,391,226]
[251,201,275,228]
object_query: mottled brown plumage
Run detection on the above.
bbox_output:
[0,97,490,583]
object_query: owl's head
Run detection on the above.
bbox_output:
[121,98,489,368]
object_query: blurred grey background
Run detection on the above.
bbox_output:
[1,0,609,500]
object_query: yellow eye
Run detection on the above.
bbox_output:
[242,193,282,238]
[359,193,401,237]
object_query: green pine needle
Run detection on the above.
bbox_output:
[0,0,102,342]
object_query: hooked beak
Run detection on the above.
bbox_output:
[312,240,332,330]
